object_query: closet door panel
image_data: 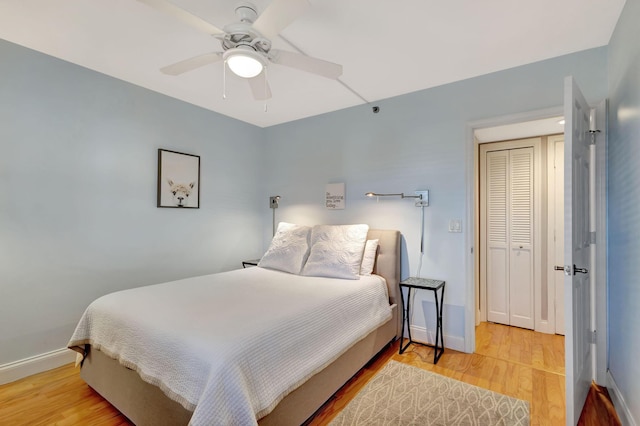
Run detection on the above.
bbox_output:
[486,151,510,325]
[510,247,534,327]
[509,148,534,329]
[487,248,509,323]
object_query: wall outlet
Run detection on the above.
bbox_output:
[449,219,462,233]
[415,190,429,207]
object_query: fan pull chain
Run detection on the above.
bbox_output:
[222,60,227,100]
[263,68,268,113]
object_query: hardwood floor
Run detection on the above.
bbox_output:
[0,323,582,425]
[0,361,131,425]
[309,322,566,425]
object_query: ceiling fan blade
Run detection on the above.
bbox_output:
[137,0,224,35]
[248,73,272,101]
[160,52,223,75]
[270,50,342,80]
[252,0,310,39]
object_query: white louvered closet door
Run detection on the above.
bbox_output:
[486,151,510,325]
[486,148,535,329]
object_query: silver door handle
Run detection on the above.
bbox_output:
[573,264,588,274]
[555,265,572,276]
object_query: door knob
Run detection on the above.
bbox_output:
[555,265,572,276]
[573,264,588,274]
[555,265,588,275]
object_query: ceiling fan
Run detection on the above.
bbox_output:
[138,0,343,100]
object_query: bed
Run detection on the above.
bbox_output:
[68,227,401,426]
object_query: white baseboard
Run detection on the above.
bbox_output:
[0,348,76,385]
[408,325,466,352]
[608,370,637,426]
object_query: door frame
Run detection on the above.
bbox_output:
[465,104,608,379]
[466,106,562,353]
[593,100,607,385]
[547,134,565,334]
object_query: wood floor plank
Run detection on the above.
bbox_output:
[0,322,609,426]
[0,364,131,426]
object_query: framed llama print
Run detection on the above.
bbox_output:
[157,149,200,208]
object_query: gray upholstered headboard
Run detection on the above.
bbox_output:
[367,229,402,338]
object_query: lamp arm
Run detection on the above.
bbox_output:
[366,192,402,197]
[400,193,422,199]
[365,192,422,199]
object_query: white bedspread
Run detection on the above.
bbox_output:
[68,267,392,425]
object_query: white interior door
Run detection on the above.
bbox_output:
[564,76,593,425]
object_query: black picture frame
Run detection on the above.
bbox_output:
[157,149,200,209]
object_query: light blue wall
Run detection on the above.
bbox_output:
[607,0,640,420]
[263,47,608,350]
[0,37,613,365]
[0,39,265,364]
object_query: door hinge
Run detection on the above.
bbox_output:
[589,231,596,244]
[590,330,597,344]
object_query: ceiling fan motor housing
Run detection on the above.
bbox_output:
[222,2,271,55]
[234,2,258,23]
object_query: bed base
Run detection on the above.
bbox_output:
[81,306,397,426]
[80,229,402,425]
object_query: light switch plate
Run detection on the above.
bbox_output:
[449,219,462,233]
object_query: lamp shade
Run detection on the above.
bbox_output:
[224,47,265,78]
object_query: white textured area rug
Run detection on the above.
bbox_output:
[329,360,530,426]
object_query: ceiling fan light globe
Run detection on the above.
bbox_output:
[228,55,263,78]
[224,48,265,78]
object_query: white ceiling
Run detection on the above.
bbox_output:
[0,0,626,128]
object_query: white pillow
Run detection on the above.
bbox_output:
[302,224,369,280]
[258,222,311,274]
[359,239,379,276]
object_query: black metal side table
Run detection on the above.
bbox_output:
[399,277,446,364]
[242,259,260,268]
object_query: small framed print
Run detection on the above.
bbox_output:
[326,183,345,210]
[157,149,200,208]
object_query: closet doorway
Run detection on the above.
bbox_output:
[478,134,565,334]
